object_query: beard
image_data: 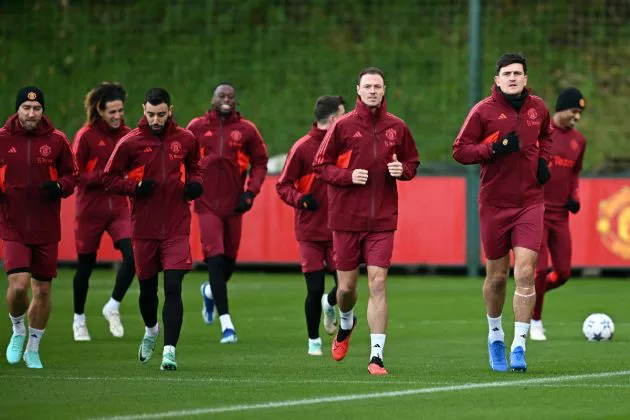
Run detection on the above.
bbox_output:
[150,125,165,135]
[20,119,38,131]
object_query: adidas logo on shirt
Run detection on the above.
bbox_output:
[8,146,16,153]
[97,140,106,147]
[352,131,362,138]
[144,146,153,153]
[498,113,507,120]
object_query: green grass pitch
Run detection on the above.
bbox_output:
[0,269,628,419]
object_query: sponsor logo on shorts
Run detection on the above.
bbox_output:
[597,187,630,260]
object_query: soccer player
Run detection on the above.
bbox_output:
[103,88,203,371]
[72,82,135,341]
[453,53,553,372]
[530,88,587,341]
[1,86,78,368]
[313,67,420,375]
[187,83,268,344]
[276,95,345,356]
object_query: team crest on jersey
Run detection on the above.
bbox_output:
[231,130,242,142]
[39,144,51,157]
[385,129,397,141]
[170,141,182,153]
[597,187,630,260]
[527,108,538,120]
[570,139,579,152]
[203,129,213,138]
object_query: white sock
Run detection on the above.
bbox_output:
[145,323,159,337]
[531,319,543,329]
[105,298,120,312]
[487,314,504,343]
[203,283,213,299]
[163,345,176,355]
[26,327,44,352]
[219,314,235,332]
[339,309,354,330]
[512,322,530,352]
[308,337,322,346]
[9,314,26,336]
[74,313,86,324]
[370,334,386,360]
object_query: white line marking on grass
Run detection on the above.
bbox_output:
[539,384,630,388]
[0,375,449,386]
[95,370,630,420]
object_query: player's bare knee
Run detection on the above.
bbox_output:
[338,284,355,297]
[9,282,29,300]
[31,283,52,301]
[368,278,386,297]
[485,272,507,290]
[514,264,535,284]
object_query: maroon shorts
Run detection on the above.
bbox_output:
[333,230,395,271]
[480,203,544,260]
[132,236,192,281]
[75,210,131,254]
[3,241,58,279]
[298,240,335,273]
[197,212,242,259]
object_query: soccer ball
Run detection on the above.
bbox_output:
[582,313,615,341]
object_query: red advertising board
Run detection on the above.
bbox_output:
[1,176,629,268]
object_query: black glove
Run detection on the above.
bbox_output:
[565,198,580,214]
[135,180,156,197]
[537,158,550,185]
[298,193,318,211]
[41,181,63,199]
[491,131,520,156]
[184,181,203,201]
[234,190,255,214]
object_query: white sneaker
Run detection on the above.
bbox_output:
[530,323,547,341]
[73,321,91,342]
[321,294,337,335]
[102,305,124,338]
[308,340,323,356]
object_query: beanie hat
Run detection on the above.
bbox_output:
[555,87,585,112]
[15,86,45,112]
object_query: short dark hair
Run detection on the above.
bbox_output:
[357,67,385,85]
[144,88,171,106]
[213,82,236,95]
[495,53,527,75]
[314,95,345,123]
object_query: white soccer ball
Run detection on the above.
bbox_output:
[582,313,615,341]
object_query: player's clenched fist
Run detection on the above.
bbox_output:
[387,154,403,178]
[352,169,369,185]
